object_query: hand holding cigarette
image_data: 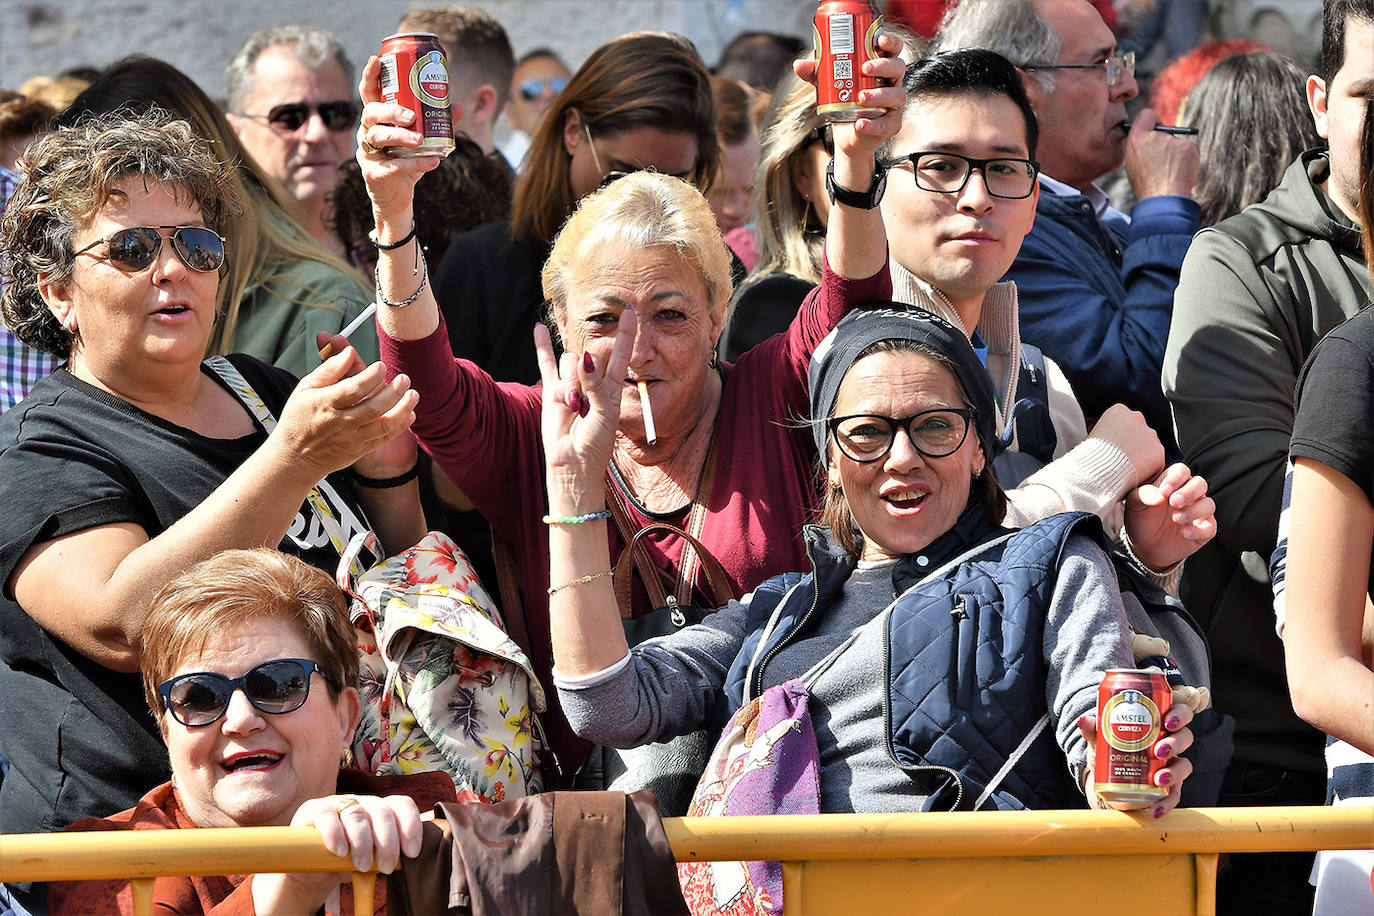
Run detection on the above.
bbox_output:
[318,302,378,360]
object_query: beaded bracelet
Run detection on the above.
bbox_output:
[548,569,613,596]
[376,256,428,309]
[542,510,612,525]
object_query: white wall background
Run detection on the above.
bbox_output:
[0,0,815,99]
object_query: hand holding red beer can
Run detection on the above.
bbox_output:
[377,32,454,158]
[1085,668,1196,816]
[813,0,885,122]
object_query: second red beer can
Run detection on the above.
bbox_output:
[1094,668,1171,804]
[378,32,454,158]
[813,0,883,122]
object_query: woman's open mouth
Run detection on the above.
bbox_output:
[219,751,284,773]
[884,489,928,512]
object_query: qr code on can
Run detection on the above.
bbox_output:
[833,59,853,80]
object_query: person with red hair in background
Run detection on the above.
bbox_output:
[1149,38,1267,125]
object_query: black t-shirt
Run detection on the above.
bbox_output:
[433,219,551,385]
[720,272,816,363]
[1291,305,1374,601]
[0,354,372,835]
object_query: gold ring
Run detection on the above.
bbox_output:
[360,137,380,155]
[334,795,362,814]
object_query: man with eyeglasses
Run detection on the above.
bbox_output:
[397,6,516,164]
[873,49,1189,588]
[939,0,1200,454]
[502,49,571,170]
[226,26,357,255]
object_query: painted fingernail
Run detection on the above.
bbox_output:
[565,389,579,410]
[1153,806,1166,819]
[1155,742,1172,759]
[1157,771,1172,786]
[1165,716,1180,731]
[582,352,594,373]
[578,393,590,417]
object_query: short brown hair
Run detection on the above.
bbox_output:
[0,107,239,356]
[398,6,515,110]
[140,549,358,721]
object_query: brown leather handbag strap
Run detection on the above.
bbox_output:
[604,478,672,613]
[490,527,532,654]
[613,522,735,613]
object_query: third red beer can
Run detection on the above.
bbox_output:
[378,32,454,158]
[1094,668,1171,804]
[813,0,883,122]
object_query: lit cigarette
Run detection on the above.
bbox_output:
[318,302,378,359]
[637,380,657,445]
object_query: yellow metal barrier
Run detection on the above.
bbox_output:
[2,806,1370,916]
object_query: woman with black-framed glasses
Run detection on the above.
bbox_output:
[0,109,424,891]
[48,548,458,915]
[542,302,1201,826]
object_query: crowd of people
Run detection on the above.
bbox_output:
[0,1,1369,914]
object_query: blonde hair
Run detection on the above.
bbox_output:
[140,548,358,720]
[541,171,733,337]
[746,72,827,286]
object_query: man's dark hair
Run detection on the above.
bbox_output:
[715,31,805,93]
[398,6,516,109]
[882,49,1040,160]
[1321,0,1374,86]
[516,47,566,70]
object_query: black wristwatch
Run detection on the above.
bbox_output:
[825,157,887,210]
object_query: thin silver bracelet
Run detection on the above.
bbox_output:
[376,254,428,309]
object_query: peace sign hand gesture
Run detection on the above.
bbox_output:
[535,309,638,515]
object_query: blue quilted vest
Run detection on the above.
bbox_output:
[719,508,1105,811]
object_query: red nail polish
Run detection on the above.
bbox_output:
[565,389,579,410]
[1158,771,1171,786]
[1153,806,1165,819]
[1165,716,1180,731]
[582,352,594,372]
[578,393,590,417]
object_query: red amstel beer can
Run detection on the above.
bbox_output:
[1094,668,1171,803]
[813,0,883,122]
[378,32,454,158]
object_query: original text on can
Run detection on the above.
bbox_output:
[812,0,883,122]
[378,32,454,157]
[1094,668,1171,804]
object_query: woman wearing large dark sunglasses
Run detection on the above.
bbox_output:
[48,549,457,915]
[0,109,424,902]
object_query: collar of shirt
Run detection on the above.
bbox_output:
[1037,172,1111,221]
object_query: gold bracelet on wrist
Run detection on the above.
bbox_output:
[547,569,613,596]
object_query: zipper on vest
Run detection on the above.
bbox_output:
[750,537,824,700]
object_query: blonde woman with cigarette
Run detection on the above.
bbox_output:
[356,34,908,778]
[0,109,423,871]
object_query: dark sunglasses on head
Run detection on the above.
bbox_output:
[74,226,226,273]
[158,658,336,727]
[517,76,569,102]
[239,100,358,133]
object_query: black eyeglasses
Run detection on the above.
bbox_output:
[1023,51,1136,88]
[882,151,1040,200]
[829,408,976,463]
[517,75,568,102]
[74,226,226,273]
[237,100,359,133]
[808,124,834,157]
[158,658,336,727]
[580,117,693,191]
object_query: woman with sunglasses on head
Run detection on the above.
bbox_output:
[59,56,376,380]
[0,109,422,911]
[432,30,721,386]
[48,548,456,916]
